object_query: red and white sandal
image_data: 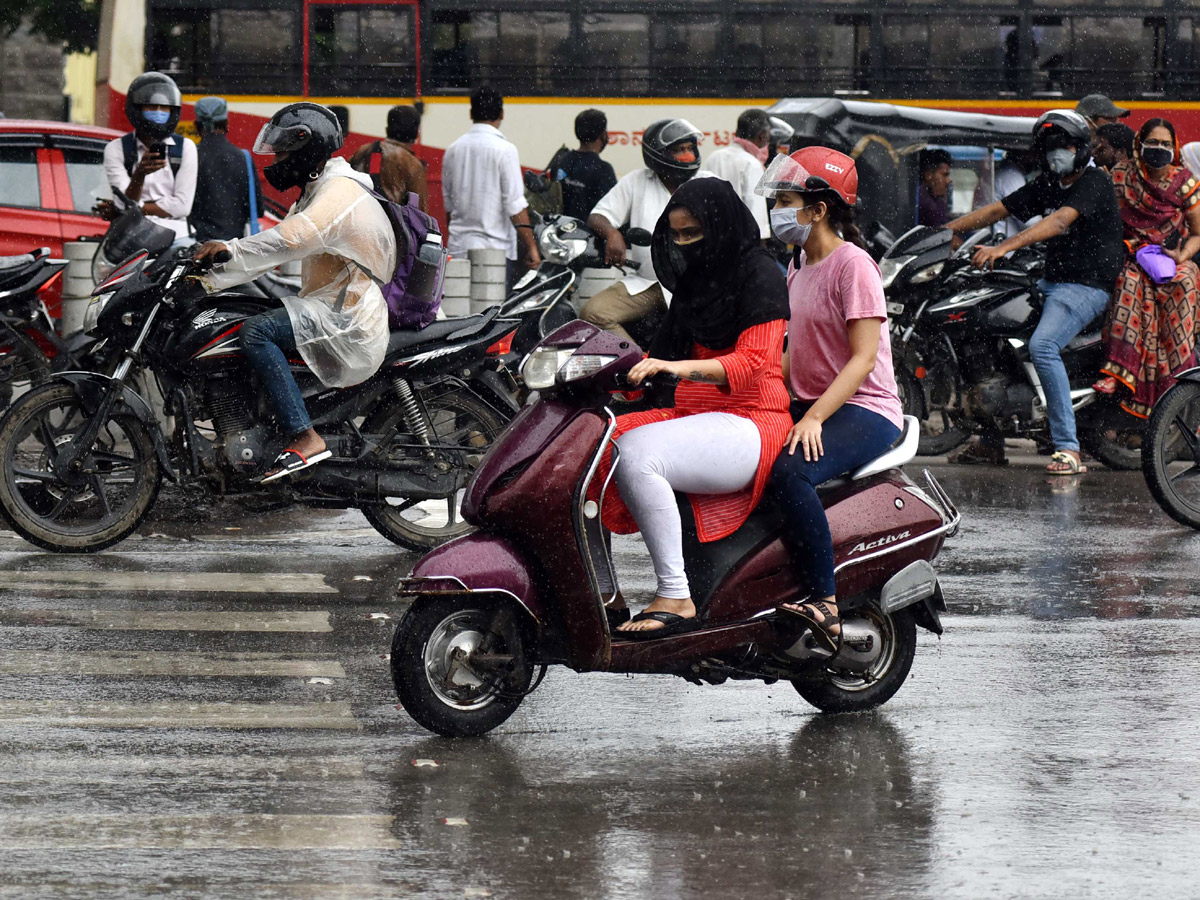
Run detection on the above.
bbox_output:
[260,447,332,484]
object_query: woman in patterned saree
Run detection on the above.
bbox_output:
[1095,118,1200,418]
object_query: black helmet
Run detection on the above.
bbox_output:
[1032,109,1092,174]
[254,102,344,192]
[125,72,182,142]
[642,118,702,182]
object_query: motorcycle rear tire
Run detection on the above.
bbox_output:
[1143,380,1200,528]
[1079,420,1143,472]
[792,607,917,713]
[360,387,507,551]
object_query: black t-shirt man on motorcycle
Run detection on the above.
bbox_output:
[944,110,1123,475]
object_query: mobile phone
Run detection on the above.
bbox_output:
[149,142,167,159]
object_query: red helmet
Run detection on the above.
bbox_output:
[756,146,858,207]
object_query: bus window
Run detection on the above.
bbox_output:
[309,4,416,96]
[579,13,650,96]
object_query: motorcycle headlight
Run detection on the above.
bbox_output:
[879,255,915,290]
[910,262,945,285]
[82,291,114,334]
[521,347,574,390]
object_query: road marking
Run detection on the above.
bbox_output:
[0,814,400,850]
[0,571,337,594]
[0,754,366,782]
[0,700,358,730]
[0,610,333,632]
[0,651,346,678]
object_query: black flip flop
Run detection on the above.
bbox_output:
[777,601,842,653]
[614,610,701,641]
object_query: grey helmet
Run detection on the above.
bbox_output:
[125,72,182,142]
[642,118,703,182]
[1032,109,1092,174]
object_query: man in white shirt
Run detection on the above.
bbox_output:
[701,109,771,239]
[582,118,714,343]
[99,72,197,243]
[441,86,540,283]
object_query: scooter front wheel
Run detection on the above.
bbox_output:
[391,595,535,737]
[792,607,917,713]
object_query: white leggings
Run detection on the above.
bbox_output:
[613,412,761,600]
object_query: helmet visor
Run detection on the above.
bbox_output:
[657,118,703,148]
[253,122,312,155]
[755,154,830,198]
[128,81,180,109]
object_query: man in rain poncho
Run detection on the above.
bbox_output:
[193,102,395,482]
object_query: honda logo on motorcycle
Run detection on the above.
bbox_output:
[850,530,911,555]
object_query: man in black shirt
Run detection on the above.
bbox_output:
[551,109,618,221]
[945,110,1122,475]
[189,96,262,242]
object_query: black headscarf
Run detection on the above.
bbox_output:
[649,177,790,360]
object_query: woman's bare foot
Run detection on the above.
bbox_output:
[616,596,696,633]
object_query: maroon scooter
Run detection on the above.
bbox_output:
[390,321,961,737]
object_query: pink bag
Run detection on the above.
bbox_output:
[1136,244,1177,284]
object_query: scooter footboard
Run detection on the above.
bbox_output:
[399,532,545,625]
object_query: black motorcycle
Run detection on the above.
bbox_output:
[884,226,1140,470]
[500,216,656,361]
[0,248,109,411]
[0,251,520,553]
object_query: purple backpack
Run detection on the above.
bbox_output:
[366,188,448,329]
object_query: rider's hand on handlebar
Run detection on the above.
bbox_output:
[971,244,1007,270]
[626,357,678,386]
[192,241,231,268]
[604,231,628,267]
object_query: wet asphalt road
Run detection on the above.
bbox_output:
[2,461,1199,899]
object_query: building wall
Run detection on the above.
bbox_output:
[0,21,65,120]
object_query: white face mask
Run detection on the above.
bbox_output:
[770,207,813,246]
[1046,149,1077,175]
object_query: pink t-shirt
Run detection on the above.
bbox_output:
[787,242,904,429]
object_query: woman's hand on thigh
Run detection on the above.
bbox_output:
[786,415,824,461]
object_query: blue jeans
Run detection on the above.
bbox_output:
[1030,280,1111,453]
[239,308,312,437]
[770,403,902,598]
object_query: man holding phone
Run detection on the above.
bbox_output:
[99,71,198,245]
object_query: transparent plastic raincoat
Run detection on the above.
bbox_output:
[202,157,395,388]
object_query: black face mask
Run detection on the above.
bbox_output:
[263,155,318,192]
[1141,146,1174,170]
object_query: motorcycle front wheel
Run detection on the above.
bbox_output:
[360,386,507,551]
[1142,380,1200,528]
[792,607,917,713]
[391,595,535,737]
[0,383,161,552]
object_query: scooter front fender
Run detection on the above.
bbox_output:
[1173,366,1200,385]
[399,532,544,624]
[52,371,176,482]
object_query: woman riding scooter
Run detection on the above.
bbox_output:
[594,177,792,638]
[757,148,904,652]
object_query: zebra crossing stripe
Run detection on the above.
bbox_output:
[0,700,359,730]
[0,610,333,632]
[0,571,337,594]
[0,813,400,850]
[0,651,346,678]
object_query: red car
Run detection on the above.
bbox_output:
[0,119,121,314]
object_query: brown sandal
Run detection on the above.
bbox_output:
[777,600,842,653]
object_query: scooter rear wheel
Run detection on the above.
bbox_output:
[391,595,535,737]
[792,607,917,713]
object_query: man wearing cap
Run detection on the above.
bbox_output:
[189,96,262,242]
[1075,94,1130,132]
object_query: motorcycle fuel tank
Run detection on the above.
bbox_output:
[925,283,1036,335]
[170,297,271,370]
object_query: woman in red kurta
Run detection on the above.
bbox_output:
[594,178,791,638]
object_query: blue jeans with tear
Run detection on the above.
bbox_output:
[1030,280,1112,453]
[239,307,312,438]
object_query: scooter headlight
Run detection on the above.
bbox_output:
[560,354,617,382]
[521,347,574,390]
[509,287,560,314]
